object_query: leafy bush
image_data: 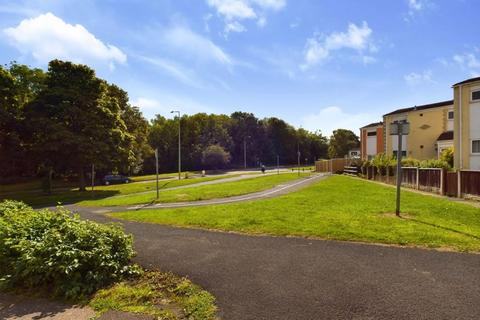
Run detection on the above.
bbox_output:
[202,145,231,169]
[440,147,454,168]
[0,200,139,299]
[419,159,450,169]
[401,157,420,168]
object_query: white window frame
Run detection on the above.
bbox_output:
[471,88,480,103]
[472,139,480,155]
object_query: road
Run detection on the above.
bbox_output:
[77,210,480,320]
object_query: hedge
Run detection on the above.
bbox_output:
[0,200,139,299]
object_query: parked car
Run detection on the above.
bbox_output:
[103,175,131,185]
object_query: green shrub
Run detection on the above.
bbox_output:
[419,159,450,169]
[401,157,420,167]
[0,200,139,299]
[440,147,454,168]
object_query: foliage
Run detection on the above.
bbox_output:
[440,147,454,168]
[328,129,360,158]
[401,157,421,168]
[0,200,138,299]
[90,271,217,320]
[419,159,450,169]
[201,144,231,169]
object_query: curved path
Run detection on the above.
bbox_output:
[66,174,325,214]
[75,209,480,320]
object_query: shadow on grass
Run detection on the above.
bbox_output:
[404,217,480,241]
[3,190,120,208]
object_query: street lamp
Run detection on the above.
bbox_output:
[171,110,181,180]
[244,135,251,169]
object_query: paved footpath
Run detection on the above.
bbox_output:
[70,174,480,320]
[76,211,480,320]
[65,173,324,213]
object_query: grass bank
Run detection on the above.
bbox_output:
[80,172,311,207]
[112,175,480,252]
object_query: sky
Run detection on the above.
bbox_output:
[1,0,479,136]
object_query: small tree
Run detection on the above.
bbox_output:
[202,145,231,169]
[440,147,454,168]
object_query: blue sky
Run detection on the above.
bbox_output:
[1,0,479,136]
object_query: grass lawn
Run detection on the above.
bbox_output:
[89,271,217,319]
[130,171,198,182]
[80,172,311,207]
[1,174,240,207]
[112,175,480,252]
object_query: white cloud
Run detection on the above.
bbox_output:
[137,55,204,88]
[453,52,480,77]
[163,25,232,65]
[3,12,126,69]
[301,106,376,137]
[408,0,423,12]
[301,22,375,69]
[224,21,247,35]
[206,0,285,36]
[131,94,215,120]
[404,70,434,85]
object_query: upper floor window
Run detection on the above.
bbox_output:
[473,140,480,154]
[448,111,454,119]
[472,90,480,102]
[367,131,377,136]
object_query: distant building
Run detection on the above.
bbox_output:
[359,76,480,170]
[348,148,360,159]
[453,77,480,170]
[359,122,383,160]
[383,100,454,160]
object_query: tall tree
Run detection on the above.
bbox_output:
[328,129,360,158]
[25,60,134,190]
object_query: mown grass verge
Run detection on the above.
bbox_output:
[80,172,311,207]
[89,270,217,320]
[112,175,480,252]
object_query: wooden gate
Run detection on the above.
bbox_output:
[445,172,458,197]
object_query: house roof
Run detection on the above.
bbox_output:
[383,100,453,117]
[452,76,480,87]
[360,121,383,129]
[437,131,454,141]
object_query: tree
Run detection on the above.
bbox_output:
[328,129,359,158]
[440,147,454,168]
[202,145,231,169]
[25,60,134,190]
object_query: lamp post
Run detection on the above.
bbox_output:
[390,120,410,217]
[244,135,251,169]
[171,110,181,180]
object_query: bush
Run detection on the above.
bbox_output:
[419,159,450,169]
[0,200,138,299]
[201,145,231,169]
[440,147,454,168]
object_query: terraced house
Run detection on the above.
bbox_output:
[360,76,480,170]
[453,77,480,170]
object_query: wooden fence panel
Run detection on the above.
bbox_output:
[401,167,417,188]
[446,172,458,197]
[461,171,480,197]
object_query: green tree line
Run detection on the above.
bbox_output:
[1,60,358,189]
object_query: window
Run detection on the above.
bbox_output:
[393,151,407,158]
[448,111,454,119]
[473,140,480,154]
[473,90,480,101]
[367,131,377,136]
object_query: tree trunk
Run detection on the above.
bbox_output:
[79,166,86,191]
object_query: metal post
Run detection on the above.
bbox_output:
[416,167,420,190]
[395,132,403,217]
[91,164,95,192]
[155,148,159,199]
[297,144,300,176]
[244,138,247,169]
[277,155,279,174]
[171,110,181,180]
[178,115,181,180]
